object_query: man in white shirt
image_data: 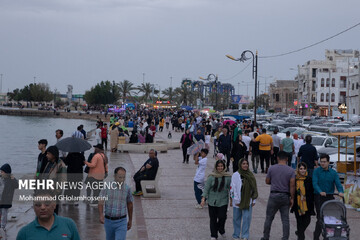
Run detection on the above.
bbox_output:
[242,130,252,161]
[193,149,208,209]
[55,129,67,159]
[72,126,84,139]
[95,126,102,144]
[271,129,281,165]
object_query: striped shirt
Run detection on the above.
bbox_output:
[99,183,133,218]
[72,130,84,139]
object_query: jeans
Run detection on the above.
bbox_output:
[0,208,8,228]
[233,205,252,239]
[194,181,203,204]
[314,194,334,240]
[182,146,190,163]
[285,152,292,167]
[271,147,279,165]
[104,217,128,240]
[251,154,260,172]
[220,149,231,170]
[294,211,311,240]
[263,194,290,240]
[208,205,228,238]
[85,177,103,202]
[259,150,271,172]
[102,138,108,150]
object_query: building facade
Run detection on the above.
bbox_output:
[268,80,297,113]
[296,49,359,116]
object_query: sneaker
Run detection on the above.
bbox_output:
[195,204,203,209]
[134,191,143,196]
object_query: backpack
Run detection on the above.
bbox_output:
[182,134,192,145]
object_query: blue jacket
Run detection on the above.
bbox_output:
[312,167,344,194]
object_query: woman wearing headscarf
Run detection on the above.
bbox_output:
[109,123,119,152]
[231,134,247,172]
[290,162,315,240]
[200,160,232,240]
[230,158,258,240]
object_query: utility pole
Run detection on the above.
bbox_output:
[170,76,173,88]
[347,57,350,120]
[237,82,240,95]
[328,70,331,117]
[143,73,145,84]
[0,74,2,93]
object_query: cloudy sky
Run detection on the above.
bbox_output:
[0,0,359,96]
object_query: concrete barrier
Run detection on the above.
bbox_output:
[117,143,168,153]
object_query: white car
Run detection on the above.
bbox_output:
[277,127,306,139]
[310,136,338,150]
[328,143,360,171]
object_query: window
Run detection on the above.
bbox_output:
[331,93,335,102]
[326,93,329,102]
[272,94,275,99]
[352,83,355,90]
[357,83,359,89]
[276,94,279,102]
[312,68,317,78]
[326,78,330,87]
[354,109,356,114]
[332,78,335,87]
[320,93,324,102]
[340,76,346,88]
[321,78,324,87]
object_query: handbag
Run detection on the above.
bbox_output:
[100,153,108,179]
[84,153,94,173]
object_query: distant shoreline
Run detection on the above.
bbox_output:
[0,107,108,122]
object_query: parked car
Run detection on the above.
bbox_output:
[277,127,306,139]
[310,136,338,150]
[264,124,284,135]
[317,137,360,156]
[328,143,360,170]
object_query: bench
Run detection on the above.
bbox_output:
[140,168,162,198]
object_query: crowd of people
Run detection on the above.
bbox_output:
[11,108,346,240]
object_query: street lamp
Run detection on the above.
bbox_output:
[199,74,218,110]
[226,50,258,126]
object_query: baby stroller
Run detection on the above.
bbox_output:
[320,195,350,240]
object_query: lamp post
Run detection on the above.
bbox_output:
[226,50,258,126]
[199,74,218,110]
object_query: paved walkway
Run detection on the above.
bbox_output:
[7,128,360,239]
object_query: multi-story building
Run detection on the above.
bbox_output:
[268,80,297,113]
[296,49,359,116]
[349,72,360,115]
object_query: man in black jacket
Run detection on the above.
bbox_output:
[218,128,232,171]
[133,149,159,196]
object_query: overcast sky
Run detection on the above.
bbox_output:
[0,0,359,97]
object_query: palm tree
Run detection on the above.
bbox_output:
[137,82,159,103]
[118,80,136,102]
[174,85,192,106]
[162,87,174,102]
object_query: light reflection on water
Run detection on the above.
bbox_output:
[0,115,96,174]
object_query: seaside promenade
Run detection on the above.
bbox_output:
[6,129,360,239]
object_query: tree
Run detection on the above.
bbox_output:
[137,82,159,103]
[30,83,53,102]
[162,87,174,102]
[7,88,21,102]
[84,81,120,105]
[174,85,192,106]
[118,80,136,102]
